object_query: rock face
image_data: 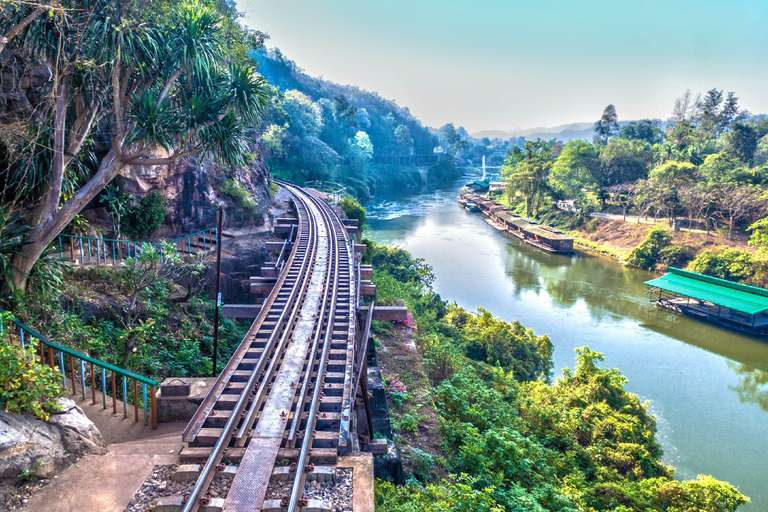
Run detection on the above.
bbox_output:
[110,144,273,238]
[0,50,52,123]
[0,398,106,479]
[204,236,270,304]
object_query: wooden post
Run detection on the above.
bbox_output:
[69,354,76,395]
[39,340,45,365]
[111,371,117,414]
[150,386,158,430]
[361,359,374,438]
[47,346,54,370]
[212,206,224,377]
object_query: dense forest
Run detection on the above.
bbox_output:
[252,48,488,198]
[497,94,768,284]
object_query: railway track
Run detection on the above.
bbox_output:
[176,181,358,512]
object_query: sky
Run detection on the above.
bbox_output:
[237,0,768,134]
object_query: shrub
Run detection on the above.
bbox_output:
[398,413,419,434]
[657,244,695,269]
[383,371,409,407]
[220,179,257,209]
[339,195,366,230]
[688,248,756,284]
[625,227,672,270]
[0,324,63,420]
[123,191,168,240]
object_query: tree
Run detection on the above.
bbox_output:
[4,1,269,290]
[121,241,205,366]
[597,138,655,188]
[699,153,742,183]
[593,104,619,145]
[348,131,373,164]
[282,90,323,137]
[503,141,553,217]
[714,184,764,239]
[604,183,635,221]
[438,123,467,158]
[261,123,287,169]
[549,140,599,199]
[678,183,713,231]
[0,1,60,55]
[727,122,758,165]
[620,119,664,145]
[697,89,745,138]
[394,125,413,154]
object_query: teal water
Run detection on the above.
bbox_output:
[366,177,768,510]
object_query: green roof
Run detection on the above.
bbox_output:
[644,267,768,315]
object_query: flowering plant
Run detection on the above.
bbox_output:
[383,371,409,406]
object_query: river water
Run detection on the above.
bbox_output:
[365,177,768,510]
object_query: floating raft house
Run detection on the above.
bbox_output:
[644,267,768,334]
[459,187,574,253]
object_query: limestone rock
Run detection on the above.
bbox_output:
[0,398,106,479]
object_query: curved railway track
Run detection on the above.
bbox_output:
[177,181,357,512]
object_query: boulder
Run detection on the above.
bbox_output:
[0,398,106,479]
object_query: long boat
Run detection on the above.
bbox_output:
[459,186,575,254]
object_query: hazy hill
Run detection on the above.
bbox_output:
[473,121,633,142]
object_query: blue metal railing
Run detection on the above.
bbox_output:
[0,308,160,429]
[57,226,218,266]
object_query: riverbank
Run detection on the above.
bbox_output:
[366,239,750,511]
[366,181,768,510]
[567,217,756,266]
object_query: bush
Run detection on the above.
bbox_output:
[123,191,168,240]
[339,195,366,230]
[625,227,672,270]
[220,179,257,209]
[0,323,63,420]
[658,244,695,268]
[688,248,758,284]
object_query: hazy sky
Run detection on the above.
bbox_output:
[238,0,768,134]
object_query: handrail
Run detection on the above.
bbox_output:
[57,225,218,266]
[0,307,159,428]
[1,309,158,386]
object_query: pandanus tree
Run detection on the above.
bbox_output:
[2,0,269,290]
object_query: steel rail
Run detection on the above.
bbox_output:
[286,190,345,511]
[285,200,340,446]
[181,194,320,512]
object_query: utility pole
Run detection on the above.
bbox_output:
[212,206,224,377]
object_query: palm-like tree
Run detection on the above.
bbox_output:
[1,0,269,290]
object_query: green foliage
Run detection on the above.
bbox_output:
[123,192,168,240]
[445,306,553,381]
[398,413,419,433]
[220,179,257,209]
[368,238,748,511]
[624,227,673,269]
[0,207,32,292]
[0,321,63,421]
[687,248,763,286]
[339,196,366,230]
[27,245,66,301]
[549,140,599,198]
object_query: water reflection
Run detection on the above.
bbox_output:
[728,362,768,412]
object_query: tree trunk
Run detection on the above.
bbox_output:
[10,150,122,290]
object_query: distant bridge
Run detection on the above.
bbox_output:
[372,154,441,166]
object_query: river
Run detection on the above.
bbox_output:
[365,176,768,510]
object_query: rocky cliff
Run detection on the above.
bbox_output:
[105,145,273,238]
